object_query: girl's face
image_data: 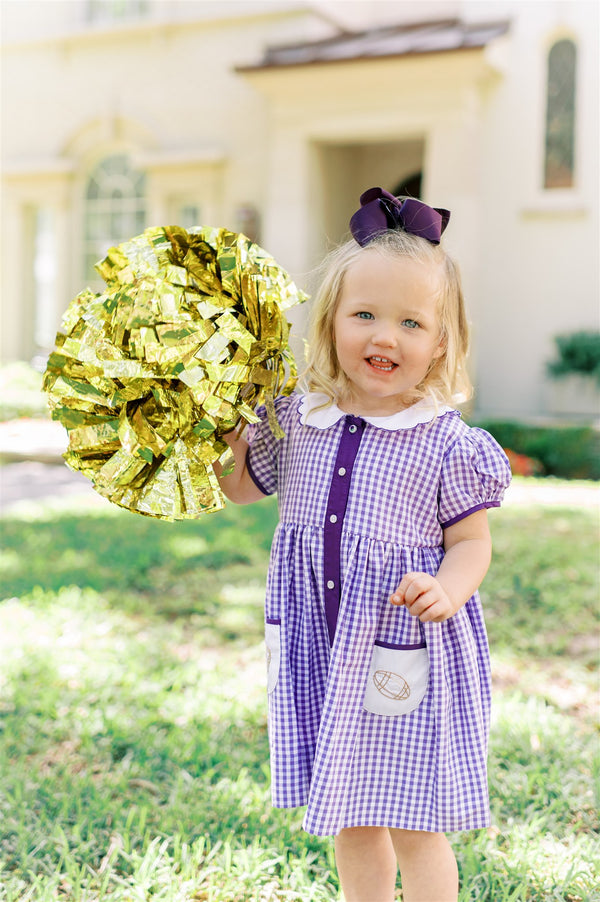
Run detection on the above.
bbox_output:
[333,250,445,416]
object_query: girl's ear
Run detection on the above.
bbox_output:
[432,333,447,360]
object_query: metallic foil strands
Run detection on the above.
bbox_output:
[43,225,307,519]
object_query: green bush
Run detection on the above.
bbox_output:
[547,330,600,383]
[473,420,600,480]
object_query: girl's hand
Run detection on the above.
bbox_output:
[389,510,493,623]
[390,572,456,623]
[214,430,266,505]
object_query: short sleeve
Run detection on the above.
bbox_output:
[438,426,512,528]
[245,395,297,496]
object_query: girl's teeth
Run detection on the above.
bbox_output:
[370,357,394,370]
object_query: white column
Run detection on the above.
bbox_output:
[261,126,314,358]
[425,91,484,406]
[54,188,74,335]
[262,126,312,278]
[0,190,28,361]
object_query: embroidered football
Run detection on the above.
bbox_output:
[373,670,410,700]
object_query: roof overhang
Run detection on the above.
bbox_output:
[237,17,510,72]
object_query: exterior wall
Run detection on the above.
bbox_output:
[0,0,335,360]
[463,0,599,417]
[1,0,598,420]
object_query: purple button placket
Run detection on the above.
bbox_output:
[323,415,365,645]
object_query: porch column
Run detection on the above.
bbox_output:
[262,126,312,279]
[425,91,484,396]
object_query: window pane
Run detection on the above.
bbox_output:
[179,205,201,228]
[87,1,149,24]
[86,177,100,200]
[544,39,577,189]
[134,173,146,197]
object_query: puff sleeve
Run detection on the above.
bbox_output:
[438,426,512,528]
[245,395,296,496]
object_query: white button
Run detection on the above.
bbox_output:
[348,424,357,433]
[338,467,346,476]
[327,580,335,589]
[329,514,338,523]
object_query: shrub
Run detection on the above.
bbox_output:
[547,330,600,383]
[473,420,600,480]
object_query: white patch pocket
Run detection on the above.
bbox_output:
[363,642,429,716]
[265,619,281,695]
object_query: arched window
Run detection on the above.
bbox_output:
[84,154,146,281]
[544,39,577,189]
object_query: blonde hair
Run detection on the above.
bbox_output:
[303,230,472,408]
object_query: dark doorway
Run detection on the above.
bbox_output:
[392,171,422,199]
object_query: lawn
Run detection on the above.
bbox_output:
[0,479,598,901]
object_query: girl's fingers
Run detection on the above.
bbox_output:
[406,589,437,616]
[404,573,436,603]
[390,573,449,620]
[390,572,431,606]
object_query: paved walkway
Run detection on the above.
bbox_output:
[1,417,599,513]
[0,418,98,512]
[0,417,68,463]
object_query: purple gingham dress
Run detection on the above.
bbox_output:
[246,392,511,837]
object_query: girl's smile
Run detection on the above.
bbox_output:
[333,250,445,416]
[368,355,396,371]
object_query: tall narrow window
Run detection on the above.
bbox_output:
[84,154,146,281]
[544,39,577,189]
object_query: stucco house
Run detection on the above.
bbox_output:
[1,0,598,419]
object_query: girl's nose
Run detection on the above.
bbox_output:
[372,326,397,348]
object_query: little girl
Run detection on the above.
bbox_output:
[217,188,511,902]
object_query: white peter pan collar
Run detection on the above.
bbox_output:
[299,392,454,431]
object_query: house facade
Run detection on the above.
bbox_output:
[2,0,598,418]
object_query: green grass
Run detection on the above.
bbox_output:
[0,483,598,900]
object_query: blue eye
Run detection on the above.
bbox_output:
[356,311,374,320]
[402,319,420,329]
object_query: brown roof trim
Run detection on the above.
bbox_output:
[237,17,510,72]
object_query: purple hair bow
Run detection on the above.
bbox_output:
[349,187,450,247]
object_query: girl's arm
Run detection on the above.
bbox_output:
[214,430,267,505]
[389,509,492,622]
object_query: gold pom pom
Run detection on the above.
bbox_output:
[43,226,307,519]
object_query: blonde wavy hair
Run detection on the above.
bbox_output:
[302,230,472,408]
